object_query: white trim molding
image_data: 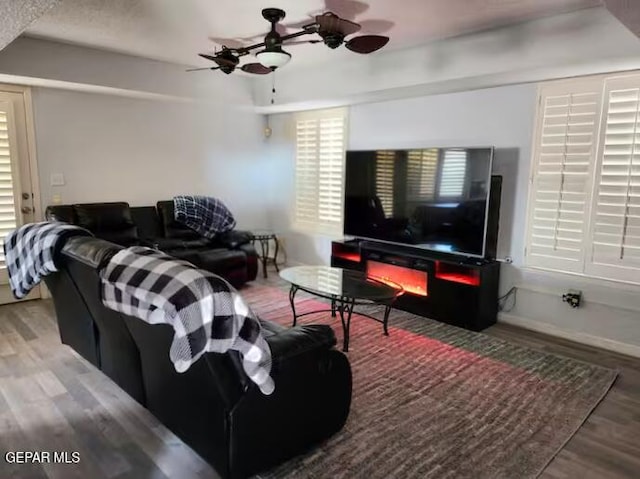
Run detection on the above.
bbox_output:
[498,312,640,358]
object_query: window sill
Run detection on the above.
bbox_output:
[290,223,343,239]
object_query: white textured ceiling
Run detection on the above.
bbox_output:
[24,0,603,69]
[0,0,59,50]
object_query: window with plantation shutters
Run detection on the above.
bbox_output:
[525,79,603,274]
[293,108,348,234]
[407,149,438,201]
[439,149,468,197]
[375,150,395,217]
[0,106,18,269]
[586,75,640,282]
[526,74,640,284]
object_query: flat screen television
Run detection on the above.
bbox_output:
[343,147,494,258]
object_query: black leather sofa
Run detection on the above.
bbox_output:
[45,235,353,479]
[46,201,258,287]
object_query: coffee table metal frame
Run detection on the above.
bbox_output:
[287,276,402,352]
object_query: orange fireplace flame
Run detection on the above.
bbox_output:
[367,261,428,296]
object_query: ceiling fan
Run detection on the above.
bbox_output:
[188,7,390,75]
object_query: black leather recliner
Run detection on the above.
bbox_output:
[155,200,258,286]
[46,201,259,287]
[48,235,353,479]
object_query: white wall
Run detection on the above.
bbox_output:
[266,82,640,356]
[32,88,269,229]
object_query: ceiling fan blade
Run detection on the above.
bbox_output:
[199,53,219,62]
[185,67,220,72]
[198,53,238,67]
[345,35,389,54]
[241,63,272,75]
[315,12,361,36]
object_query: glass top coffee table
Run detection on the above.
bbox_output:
[280,265,404,352]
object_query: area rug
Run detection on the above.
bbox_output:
[242,283,618,479]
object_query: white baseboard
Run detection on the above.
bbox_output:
[498,312,640,359]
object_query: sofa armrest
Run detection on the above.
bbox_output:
[217,230,253,249]
[227,324,352,478]
[224,324,337,393]
[267,324,337,363]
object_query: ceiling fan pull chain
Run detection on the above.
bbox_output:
[271,73,277,105]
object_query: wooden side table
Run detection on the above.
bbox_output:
[250,230,279,278]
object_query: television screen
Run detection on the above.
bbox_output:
[343,147,494,258]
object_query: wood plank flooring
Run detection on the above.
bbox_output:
[0,300,218,479]
[0,272,639,478]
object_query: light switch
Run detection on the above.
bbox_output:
[50,173,65,186]
[51,194,62,205]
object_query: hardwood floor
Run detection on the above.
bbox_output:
[0,300,218,479]
[0,272,639,478]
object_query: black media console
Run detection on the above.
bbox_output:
[331,240,500,331]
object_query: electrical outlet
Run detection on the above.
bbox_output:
[562,290,582,309]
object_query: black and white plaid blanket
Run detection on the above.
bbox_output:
[173,195,236,239]
[3,222,91,299]
[99,246,274,395]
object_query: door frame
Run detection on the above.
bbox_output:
[0,83,42,222]
[0,83,43,303]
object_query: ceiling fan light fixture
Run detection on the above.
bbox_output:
[256,48,291,69]
[193,9,390,77]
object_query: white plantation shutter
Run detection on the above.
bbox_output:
[439,149,467,197]
[318,116,345,224]
[525,80,603,273]
[295,119,319,225]
[294,108,348,233]
[376,150,395,217]
[586,76,640,282]
[407,149,438,200]
[0,105,19,269]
